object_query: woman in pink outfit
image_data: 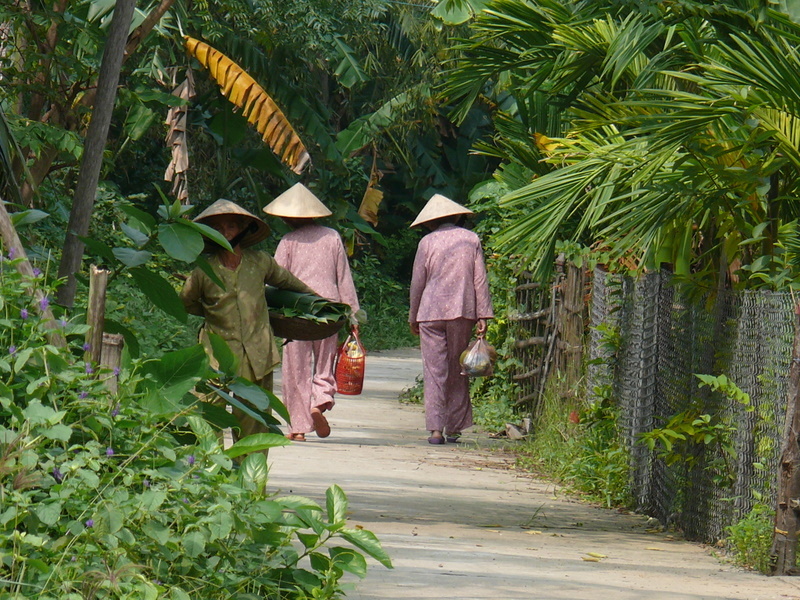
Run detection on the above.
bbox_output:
[409,194,494,445]
[265,183,361,441]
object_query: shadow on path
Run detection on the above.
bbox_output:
[269,348,800,600]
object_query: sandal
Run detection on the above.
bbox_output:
[446,432,462,444]
[286,433,306,442]
[428,431,445,445]
[311,408,331,438]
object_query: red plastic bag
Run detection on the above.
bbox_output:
[335,328,366,395]
[459,334,495,377]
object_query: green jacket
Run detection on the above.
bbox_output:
[180,249,313,380]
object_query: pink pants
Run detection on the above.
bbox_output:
[282,334,338,434]
[419,318,474,434]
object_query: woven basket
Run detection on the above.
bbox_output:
[269,313,346,341]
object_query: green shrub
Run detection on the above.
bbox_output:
[725,504,775,573]
[0,257,391,599]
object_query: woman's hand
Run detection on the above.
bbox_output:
[476,319,487,335]
[410,322,420,336]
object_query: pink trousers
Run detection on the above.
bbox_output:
[418,318,474,434]
[282,334,338,434]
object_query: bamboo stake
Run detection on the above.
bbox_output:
[85,265,109,364]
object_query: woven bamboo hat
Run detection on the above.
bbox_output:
[193,199,270,247]
[263,183,332,218]
[410,193,473,228]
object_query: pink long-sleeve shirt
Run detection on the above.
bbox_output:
[409,223,494,323]
[274,224,360,312]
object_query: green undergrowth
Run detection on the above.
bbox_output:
[724,504,775,573]
[516,379,633,509]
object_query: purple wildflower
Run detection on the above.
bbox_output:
[113,367,121,376]
[82,342,91,352]
[143,479,150,487]
[59,318,67,328]
[20,308,28,320]
[8,248,16,260]
[70,555,77,562]
[106,447,114,457]
[39,296,49,311]
[8,346,16,355]
[182,497,189,504]
[187,455,195,466]
[78,391,88,399]
[52,467,63,483]
[85,363,94,374]
[111,404,120,417]
[32,268,41,277]
[85,519,94,528]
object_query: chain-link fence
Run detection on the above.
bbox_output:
[585,267,794,541]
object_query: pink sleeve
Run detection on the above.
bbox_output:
[409,242,427,323]
[473,243,494,319]
[335,237,360,312]
[274,239,290,270]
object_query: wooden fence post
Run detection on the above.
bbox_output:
[771,304,800,575]
[100,333,124,393]
[85,265,109,364]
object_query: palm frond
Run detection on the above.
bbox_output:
[185,36,310,174]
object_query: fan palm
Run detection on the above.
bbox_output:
[448,0,800,288]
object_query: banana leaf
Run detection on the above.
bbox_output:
[265,287,350,324]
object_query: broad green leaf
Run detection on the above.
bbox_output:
[326,484,347,524]
[330,547,368,577]
[41,424,72,441]
[296,532,320,549]
[140,344,207,407]
[181,219,232,252]
[332,35,368,88]
[239,451,269,492]
[431,0,472,25]
[10,209,48,227]
[113,247,152,268]
[120,221,150,248]
[158,221,204,263]
[13,347,34,372]
[341,528,392,568]
[229,378,290,423]
[194,254,226,289]
[139,490,167,512]
[79,236,116,262]
[124,101,156,141]
[277,496,322,511]
[35,502,61,526]
[224,433,289,458]
[208,333,237,376]
[143,520,170,544]
[129,267,188,323]
[98,505,124,534]
[187,415,218,453]
[170,587,192,600]
[182,530,206,558]
[120,204,157,232]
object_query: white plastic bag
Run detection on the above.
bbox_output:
[459,334,496,377]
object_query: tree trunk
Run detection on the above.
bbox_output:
[56,0,137,307]
[770,306,800,575]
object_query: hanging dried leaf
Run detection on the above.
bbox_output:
[164,68,195,204]
[184,36,310,174]
[358,151,383,226]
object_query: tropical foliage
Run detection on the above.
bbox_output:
[0,254,391,599]
[446,0,800,290]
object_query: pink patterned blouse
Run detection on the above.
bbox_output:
[409,223,494,323]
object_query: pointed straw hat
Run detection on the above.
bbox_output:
[193,199,270,247]
[263,182,333,218]
[410,193,474,228]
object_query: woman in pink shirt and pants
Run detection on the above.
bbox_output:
[409,194,494,444]
[265,183,361,441]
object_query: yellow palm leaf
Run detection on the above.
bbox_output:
[185,36,310,174]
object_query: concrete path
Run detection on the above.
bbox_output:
[269,348,800,600]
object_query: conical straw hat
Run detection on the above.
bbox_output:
[263,183,332,218]
[193,199,270,247]
[410,193,473,228]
